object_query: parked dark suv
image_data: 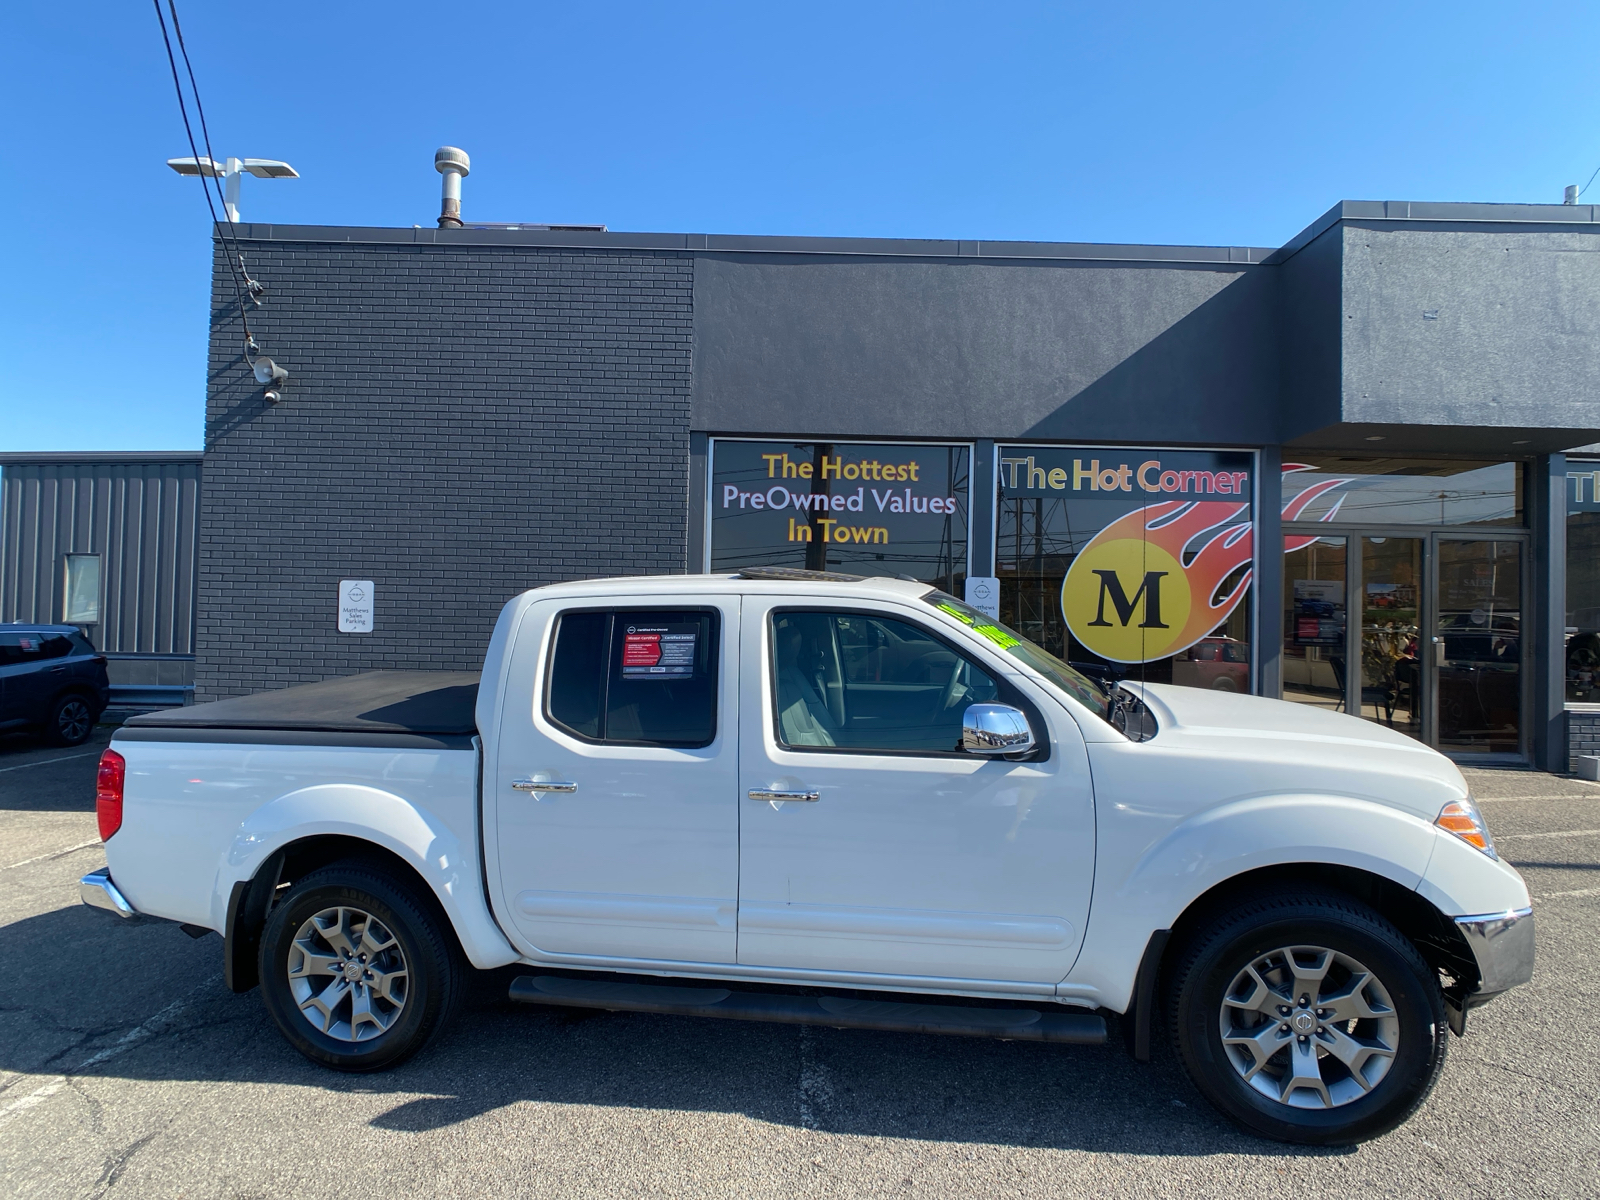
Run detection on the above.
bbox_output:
[0,624,110,745]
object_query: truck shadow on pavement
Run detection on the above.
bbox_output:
[6,908,1340,1158]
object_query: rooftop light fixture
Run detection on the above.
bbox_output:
[167,156,299,223]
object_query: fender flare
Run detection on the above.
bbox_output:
[1067,793,1440,1014]
[216,783,518,975]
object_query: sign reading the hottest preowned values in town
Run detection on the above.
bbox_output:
[709,440,970,590]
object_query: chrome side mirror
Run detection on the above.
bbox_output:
[961,703,1035,758]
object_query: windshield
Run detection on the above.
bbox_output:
[922,592,1113,722]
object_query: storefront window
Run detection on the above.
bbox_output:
[708,440,969,591]
[1568,461,1600,703]
[1281,457,1521,527]
[996,446,1254,692]
[1282,536,1346,712]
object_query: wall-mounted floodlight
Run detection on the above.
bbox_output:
[167,156,299,222]
[252,356,288,403]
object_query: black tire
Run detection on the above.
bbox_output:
[1170,889,1448,1145]
[46,693,96,746]
[258,861,464,1072]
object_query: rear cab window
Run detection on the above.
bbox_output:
[545,609,719,747]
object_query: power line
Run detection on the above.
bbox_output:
[150,0,256,359]
[1582,161,1600,202]
[163,1,257,298]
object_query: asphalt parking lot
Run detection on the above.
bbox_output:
[1,730,1597,1199]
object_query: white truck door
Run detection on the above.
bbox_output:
[737,597,1095,986]
[490,597,739,964]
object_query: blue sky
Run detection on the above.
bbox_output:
[5,1,1599,451]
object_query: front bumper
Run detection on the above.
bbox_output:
[1455,906,1535,1001]
[79,867,141,920]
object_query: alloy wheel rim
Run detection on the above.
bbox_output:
[57,700,90,741]
[287,906,409,1042]
[1218,944,1400,1109]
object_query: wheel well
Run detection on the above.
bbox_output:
[49,685,99,710]
[224,835,461,994]
[1162,863,1481,999]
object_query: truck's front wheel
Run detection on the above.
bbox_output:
[1170,889,1448,1145]
[258,862,463,1072]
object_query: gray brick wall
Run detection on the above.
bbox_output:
[198,240,693,699]
[1570,711,1600,772]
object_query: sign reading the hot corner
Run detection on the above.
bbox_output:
[999,446,1256,665]
[709,440,970,589]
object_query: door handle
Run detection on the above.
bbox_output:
[747,788,820,802]
[512,778,578,794]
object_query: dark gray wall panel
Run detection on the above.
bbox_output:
[1277,224,1344,443]
[0,460,200,654]
[198,242,692,700]
[693,256,1280,445]
[1341,225,1600,433]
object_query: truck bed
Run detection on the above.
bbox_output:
[117,671,480,749]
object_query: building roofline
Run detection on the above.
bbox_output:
[1264,199,1600,264]
[226,200,1600,267]
[0,451,203,466]
[227,223,1280,266]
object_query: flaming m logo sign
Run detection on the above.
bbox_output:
[1062,466,1349,663]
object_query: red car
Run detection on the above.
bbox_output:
[1172,637,1250,692]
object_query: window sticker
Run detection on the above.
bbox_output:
[935,602,1021,650]
[620,623,699,679]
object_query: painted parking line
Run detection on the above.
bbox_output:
[3,839,102,871]
[0,751,100,775]
[1472,800,1600,809]
[0,977,220,1130]
[1535,886,1600,902]
[1497,829,1600,841]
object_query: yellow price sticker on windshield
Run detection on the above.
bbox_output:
[936,603,1021,650]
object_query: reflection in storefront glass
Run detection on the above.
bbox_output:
[1360,538,1424,740]
[1567,462,1600,703]
[995,446,1254,693]
[1282,537,1346,712]
[1281,457,1521,527]
[708,440,969,591]
[1437,540,1521,755]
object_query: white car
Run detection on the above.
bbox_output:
[81,568,1533,1144]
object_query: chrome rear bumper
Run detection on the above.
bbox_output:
[1456,906,1535,1000]
[79,867,141,920]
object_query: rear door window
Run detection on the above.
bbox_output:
[545,609,719,747]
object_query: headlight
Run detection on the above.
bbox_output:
[1435,794,1498,860]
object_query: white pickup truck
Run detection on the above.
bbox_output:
[79,569,1533,1144]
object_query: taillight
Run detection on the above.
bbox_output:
[96,749,125,842]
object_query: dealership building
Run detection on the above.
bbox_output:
[5,198,1600,771]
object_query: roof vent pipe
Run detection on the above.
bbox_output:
[1565,184,1580,205]
[435,147,470,228]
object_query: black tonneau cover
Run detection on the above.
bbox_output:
[121,671,480,747]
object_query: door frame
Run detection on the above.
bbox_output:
[1283,523,1531,762]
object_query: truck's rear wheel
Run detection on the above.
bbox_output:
[1170,890,1448,1145]
[258,862,463,1071]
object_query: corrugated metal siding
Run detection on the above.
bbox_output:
[0,461,201,654]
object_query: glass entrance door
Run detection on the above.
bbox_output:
[1434,539,1522,755]
[1358,538,1424,740]
[1280,531,1527,758]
